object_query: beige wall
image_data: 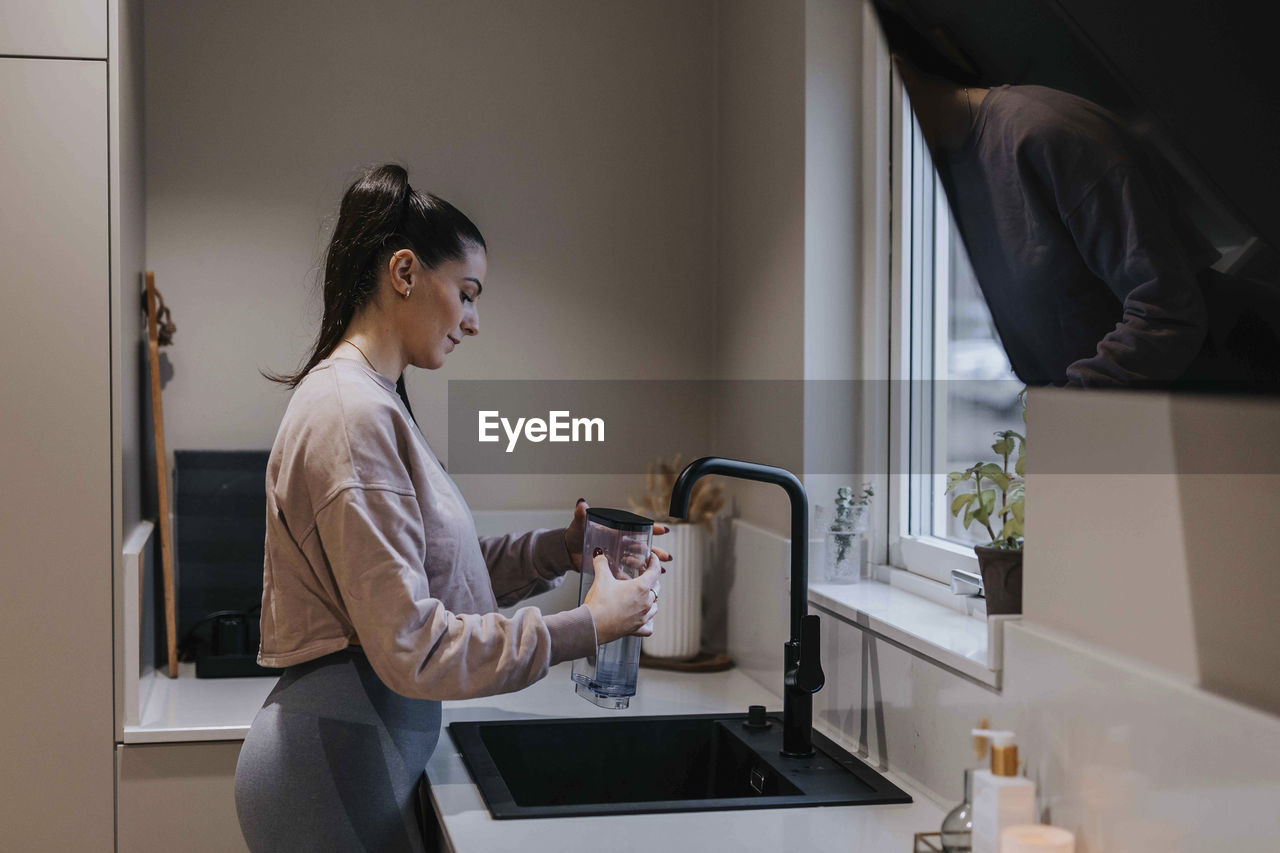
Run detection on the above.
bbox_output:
[712,0,806,385]
[710,0,863,535]
[1024,387,1280,716]
[710,0,807,530]
[802,0,860,387]
[145,0,866,525]
[144,0,716,511]
[802,0,862,513]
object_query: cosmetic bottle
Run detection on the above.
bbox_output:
[970,729,1035,853]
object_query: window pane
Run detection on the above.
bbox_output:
[933,203,1022,546]
[899,93,1022,551]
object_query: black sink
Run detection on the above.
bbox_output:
[447,712,911,819]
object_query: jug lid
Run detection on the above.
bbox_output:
[585,507,653,532]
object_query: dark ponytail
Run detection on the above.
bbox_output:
[267,163,486,387]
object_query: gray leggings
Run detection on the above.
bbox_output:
[235,648,442,852]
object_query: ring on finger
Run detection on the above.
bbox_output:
[650,588,659,604]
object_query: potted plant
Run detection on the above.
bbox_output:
[945,416,1026,615]
[630,454,724,659]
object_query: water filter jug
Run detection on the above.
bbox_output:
[571,508,654,709]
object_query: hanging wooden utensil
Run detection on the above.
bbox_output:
[145,271,178,677]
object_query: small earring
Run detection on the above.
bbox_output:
[404,288,411,299]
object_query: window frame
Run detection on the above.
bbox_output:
[873,38,982,586]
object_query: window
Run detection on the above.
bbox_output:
[886,75,1022,585]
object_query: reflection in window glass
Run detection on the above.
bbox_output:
[901,97,1022,549]
[936,209,1022,546]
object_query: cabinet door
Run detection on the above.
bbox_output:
[0,58,113,850]
[116,743,251,853]
[0,0,107,58]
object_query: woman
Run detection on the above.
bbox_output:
[234,164,666,852]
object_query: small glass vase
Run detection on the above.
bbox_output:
[939,768,974,852]
[825,529,865,583]
[825,492,870,584]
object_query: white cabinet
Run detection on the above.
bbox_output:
[0,57,114,850]
[0,0,107,58]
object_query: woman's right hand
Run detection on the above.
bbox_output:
[583,552,662,645]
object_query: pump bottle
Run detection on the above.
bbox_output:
[970,729,1035,853]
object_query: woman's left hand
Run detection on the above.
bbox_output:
[565,498,672,571]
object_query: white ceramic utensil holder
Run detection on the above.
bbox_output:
[641,522,707,660]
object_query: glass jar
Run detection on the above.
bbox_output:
[824,487,867,583]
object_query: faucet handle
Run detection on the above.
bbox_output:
[796,614,825,693]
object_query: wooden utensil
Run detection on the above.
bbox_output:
[145,271,178,677]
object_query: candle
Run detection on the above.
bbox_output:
[1001,824,1075,853]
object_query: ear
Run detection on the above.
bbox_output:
[388,250,414,299]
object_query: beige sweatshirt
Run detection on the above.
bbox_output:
[257,357,597,700]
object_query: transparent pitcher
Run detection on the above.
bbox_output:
[571,508,654,709]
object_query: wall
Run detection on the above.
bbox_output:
[710,0,808,531]
[1024,388,1280,717]
[709,0,867,534]
[143,0,716,512]
[802,0,862,512]
[711,0,869,681]
[144,0,862,527]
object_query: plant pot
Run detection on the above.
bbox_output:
[974,545,1023,615]
[641,522,707,660]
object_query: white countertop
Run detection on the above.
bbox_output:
[426,663,943,853]
[124,663,275,743]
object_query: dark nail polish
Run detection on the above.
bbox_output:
[577,497,587,504]
[592,547,603,558]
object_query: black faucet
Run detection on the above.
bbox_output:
[668,456,825,758]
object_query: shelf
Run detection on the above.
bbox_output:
[117,510,565,744]
[123,663,276,743]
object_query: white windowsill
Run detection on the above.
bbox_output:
[808,566,1015,689]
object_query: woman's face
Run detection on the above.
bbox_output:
[398,244,486,370]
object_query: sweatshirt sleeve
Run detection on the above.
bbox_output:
[313,486,596,700]
[1060,163,1208,386]
[479,528,575,607]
